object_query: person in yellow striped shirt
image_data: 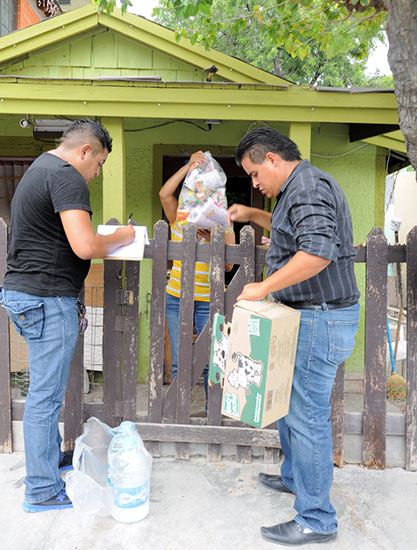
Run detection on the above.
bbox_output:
[159,151,234,404]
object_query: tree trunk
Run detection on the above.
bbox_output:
[385,0,417,171]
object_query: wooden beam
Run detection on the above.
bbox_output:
[101,117,125,224]
[134,422,281,447]
[289,121,311,160]
[0,82,399,125]
[363,135,408,154]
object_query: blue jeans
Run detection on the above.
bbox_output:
[278,302,360,534]
[0,288,79,503]
[165,293,209,398]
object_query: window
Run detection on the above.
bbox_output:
[0,0,17,37]
[0,159,34,223]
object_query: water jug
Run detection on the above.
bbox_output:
[108,421,152,523]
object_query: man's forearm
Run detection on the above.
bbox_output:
[237,250,331,301]
[261,250,331,295]
[248,208,272,231]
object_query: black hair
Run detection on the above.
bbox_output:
[61,118,112,153]
[235,127,301,167]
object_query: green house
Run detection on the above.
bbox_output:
[0,5,407,379]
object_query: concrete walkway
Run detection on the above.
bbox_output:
[1,452,417,550]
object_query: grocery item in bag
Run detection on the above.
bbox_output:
[177,151,229,229]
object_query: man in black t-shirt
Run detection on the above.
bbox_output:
[227,128,360,547]
[0,119,135,512]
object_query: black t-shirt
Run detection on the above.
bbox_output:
[3,152,92,297]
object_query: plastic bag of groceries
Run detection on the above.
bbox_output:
[177,151,229,229]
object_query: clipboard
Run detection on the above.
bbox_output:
[97,225,149,261]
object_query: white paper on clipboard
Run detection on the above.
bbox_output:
[97,225,149,261]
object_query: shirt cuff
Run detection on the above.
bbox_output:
[297,234,339,262]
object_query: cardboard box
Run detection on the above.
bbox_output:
[209,300,300,428]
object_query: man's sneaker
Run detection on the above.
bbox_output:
[59,450,74,472]
[22,486,73,513]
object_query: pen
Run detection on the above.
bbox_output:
[127,212,133,225]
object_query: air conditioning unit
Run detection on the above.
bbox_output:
[33,119,73,139]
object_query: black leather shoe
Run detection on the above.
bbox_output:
[258,473,294,494]
[261,520,337,546]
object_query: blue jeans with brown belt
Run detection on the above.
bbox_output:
[278,302,360,534]
[0,288,79,504]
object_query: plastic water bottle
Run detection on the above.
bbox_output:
[108,421,152,523]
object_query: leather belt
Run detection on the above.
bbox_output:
[281,300,357,310]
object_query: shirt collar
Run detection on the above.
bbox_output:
[279,159,310,194]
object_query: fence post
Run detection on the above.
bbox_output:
[207,225,226,462]
[102,219,124,427]
[176,223,197,459]
[330,362,345,468]
[0,218,12,453]
[406,226,417,470]
[363,227,387,468]
[147,220,169,457]
[234,226,256,464]
[64,287,85,450]
[122,258,140,421]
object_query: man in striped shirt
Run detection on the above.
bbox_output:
[228,127,360,547]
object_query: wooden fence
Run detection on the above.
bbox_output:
[0,218,416,470]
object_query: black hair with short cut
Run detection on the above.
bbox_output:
[235,127,301,167]
[61,118,112,154]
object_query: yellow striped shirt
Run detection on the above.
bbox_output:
[166,220,211,302]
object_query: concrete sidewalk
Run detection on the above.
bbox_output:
[1,452,417,550]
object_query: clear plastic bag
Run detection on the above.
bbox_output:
[177,151,229,228]
[66,417,152,520]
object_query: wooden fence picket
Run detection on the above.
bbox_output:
[406,227,417,470]
[363,227,388,468]
[207,225,226,462]
[176,223,197,459]
[0,219,11,453]
[64,288,85,451]
[147,220,169,457]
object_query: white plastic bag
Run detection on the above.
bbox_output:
[177,151,229,228]
[66,417,152,520]
[66,417,114,517]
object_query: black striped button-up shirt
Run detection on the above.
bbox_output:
[267,159,360,304]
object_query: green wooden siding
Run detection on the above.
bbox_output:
[0,31,226,83]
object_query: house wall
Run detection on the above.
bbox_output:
[17,0,41,29]
[390,170,417,242]
[58,0,90,13]
[0,114,383,380]
[310,124,386,372]
[117,120,381,378]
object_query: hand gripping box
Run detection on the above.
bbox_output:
[209,300,300,428]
